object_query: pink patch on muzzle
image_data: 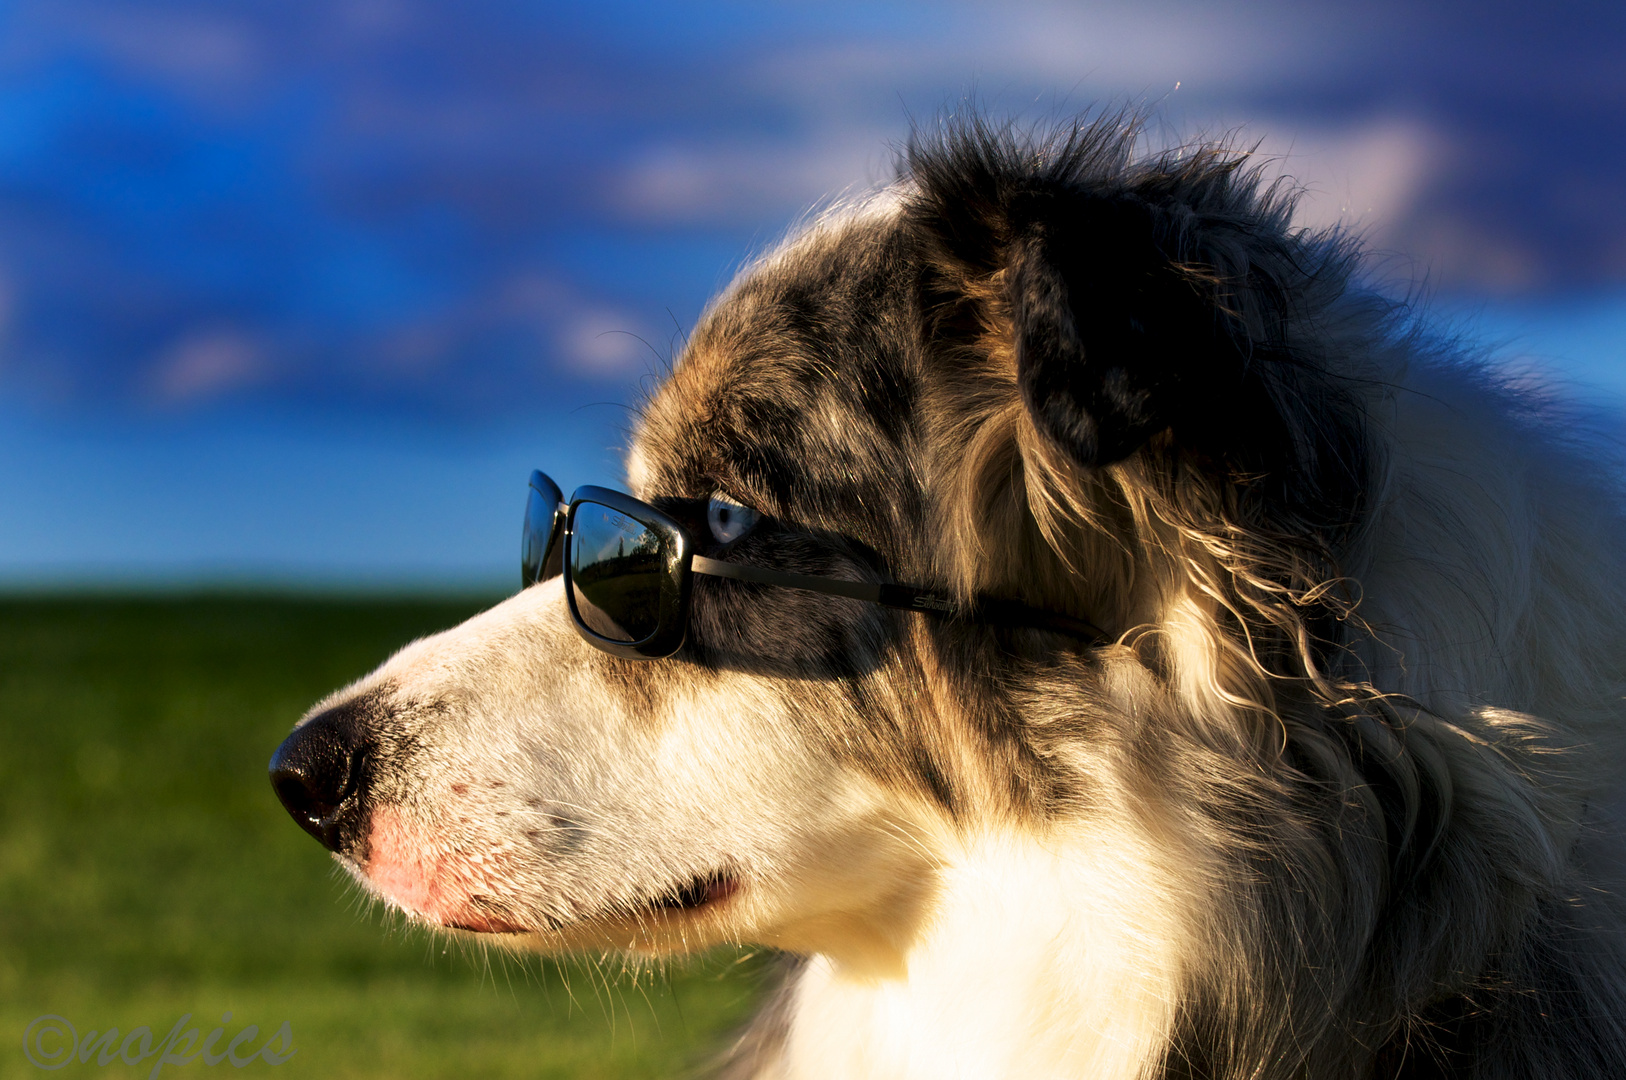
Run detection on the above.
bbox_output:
[363,806,527,933]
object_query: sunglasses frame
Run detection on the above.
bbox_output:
[522,469,1107,660]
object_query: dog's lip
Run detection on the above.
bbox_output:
[649,870,741,913]
[430,891,535,935]
[436,871,743,937]
[445,909,530,935]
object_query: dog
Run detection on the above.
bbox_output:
[270,115,1626,1079]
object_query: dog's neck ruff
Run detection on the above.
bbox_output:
[773,829,1185,1080]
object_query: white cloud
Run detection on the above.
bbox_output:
[366,271,661,381]
[66,8,262,93]
[613,127,898,223]
[1247,117,1447,238]
[560,310,657,376]
[1241,118,1550,290]
[492,273,659,375]
[740,1,1357,125]
[151,328,263,402]
[945,1,1336,97]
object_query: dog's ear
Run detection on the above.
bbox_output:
[909,166,1259,470]
[1000,190,1228,467]
[906,135,1367,536]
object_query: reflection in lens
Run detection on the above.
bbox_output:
[570,503,667,642]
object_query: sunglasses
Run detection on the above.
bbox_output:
[522,470,1105,659]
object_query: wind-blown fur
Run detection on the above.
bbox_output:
[273,114,1626,1079]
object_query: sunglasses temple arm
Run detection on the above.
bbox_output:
[691,555,885,602]
[529,502,571,585]
[542,503,570,580]
[689,556,1106,642]
[963,597,1108,642]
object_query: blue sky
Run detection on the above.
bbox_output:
[0,0,1622,588]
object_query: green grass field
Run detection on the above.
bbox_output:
[0,595,767,1079]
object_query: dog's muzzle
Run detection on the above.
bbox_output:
[269,700,374,855]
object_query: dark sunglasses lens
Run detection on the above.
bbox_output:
[569,502,669,643]
[522,471,564,586]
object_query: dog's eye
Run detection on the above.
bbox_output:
[707,492,758,544]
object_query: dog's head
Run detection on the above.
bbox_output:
[268,118,1381,970]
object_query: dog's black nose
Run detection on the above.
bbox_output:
[269,699,375,853]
